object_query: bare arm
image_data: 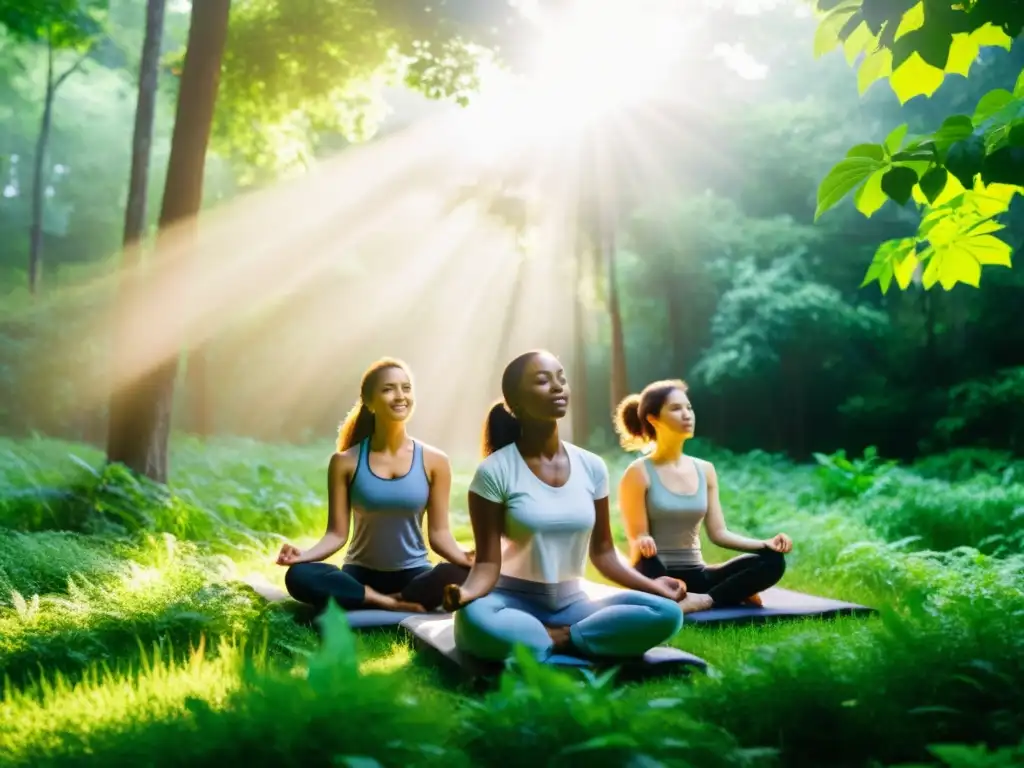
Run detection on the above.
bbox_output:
[590,497,681,599]
[423,448,473,568]
[449,491,503,607]
[618,462,656,563]
[703,461,767,552]
[278,452,352,565]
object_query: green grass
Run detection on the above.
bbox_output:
[1,435,1023,767]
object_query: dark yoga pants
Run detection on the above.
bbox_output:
[636,548,786,606]
[284,561,469,612]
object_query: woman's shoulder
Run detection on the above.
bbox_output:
[328,448,359,476]
[415,440,450,467]
[476,443,517,473]
[690,455,717,478]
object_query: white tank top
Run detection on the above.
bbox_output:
[468,442,610,588]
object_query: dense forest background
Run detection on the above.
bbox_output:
[1,0,1022,466]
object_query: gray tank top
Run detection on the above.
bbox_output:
[644,456,707,568]
[344,439,431,571]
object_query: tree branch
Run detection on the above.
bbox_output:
[54,44,94,90]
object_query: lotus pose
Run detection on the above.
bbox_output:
[614,379,792,615]
[276,358,471,614]
[441,350,684,662]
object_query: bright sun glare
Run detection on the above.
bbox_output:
[463,0,688,154]
[75,1,695,459]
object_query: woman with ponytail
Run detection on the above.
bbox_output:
[275,357,471,614]
[614,380,792,614]
[441,350,684,663]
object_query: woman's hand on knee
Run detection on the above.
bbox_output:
[636,535,658,559]
[653,575,687,601]
[276,543,303,566]
[442,584,464,612]
[763,533,792,554]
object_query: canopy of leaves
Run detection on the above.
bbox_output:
[208,0,541,180]
[811,0,1022,293]
[0,0,107,49]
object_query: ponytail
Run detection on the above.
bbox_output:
[481,400,521,458]
[337,401,375,452]
[613,379,689,452]
[613,393,648,451]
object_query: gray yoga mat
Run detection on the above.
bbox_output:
[400,614,708,685]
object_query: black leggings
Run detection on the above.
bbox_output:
[284,561,469,612]
[636,548,786,606]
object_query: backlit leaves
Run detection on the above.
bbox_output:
[811,0,1024,292]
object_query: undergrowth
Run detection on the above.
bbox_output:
[0,436,1022,767]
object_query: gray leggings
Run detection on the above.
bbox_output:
[453,582,683,662]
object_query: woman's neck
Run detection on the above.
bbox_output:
[370,420,409,453]
[648,435,686,463]
[517,420,561,458]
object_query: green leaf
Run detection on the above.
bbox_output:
[1015,69,1024,98]
[855,169,889,216]
[861,238,916,293]
[843,21,874,65]
[915,25,953,70]
[861,0,917,36]
[894,2,923,40]
[973,89,1015,124]
[968,22,1014,51]
[883,123,909,155]
[1009,122,1024,147]
[307,600,359,693]
[890,52,945,104]
[814,5,859,57]
[981,146,1024,186]
[560,734,641,755]
[881,166,919,204]
[857,47,892,94]
[944,135,986,189]
[846,143,886,161]
[816,156,887,219]
[961,184,1019,219]
[918,166,948,203]
[932,114,975,150]
[962,235,1013,267]
[921,216,1014,290]
[945,33,980,78]
[893,248,920,289]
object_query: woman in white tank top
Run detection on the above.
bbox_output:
[614,379,792,614]
[441,350,684,663]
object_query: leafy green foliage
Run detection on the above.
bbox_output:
[812,445,896,499]
[691,256,887,386]
[811,1,1023,291]
[0,0,107,50]
[210,0,534,180]
[0,437,1022,764]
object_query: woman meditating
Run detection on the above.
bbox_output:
[276,357,471,614]
[614,379,792,614]
[441,350,684,662]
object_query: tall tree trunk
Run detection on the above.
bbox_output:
[664,270,686,374]
[106,0,232,483]
[185,349,210,436]
[106,0,168,469]
[28,36,91,295]
[570,238,591,447]
[28,40,55,295]
[605,225,629,412]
